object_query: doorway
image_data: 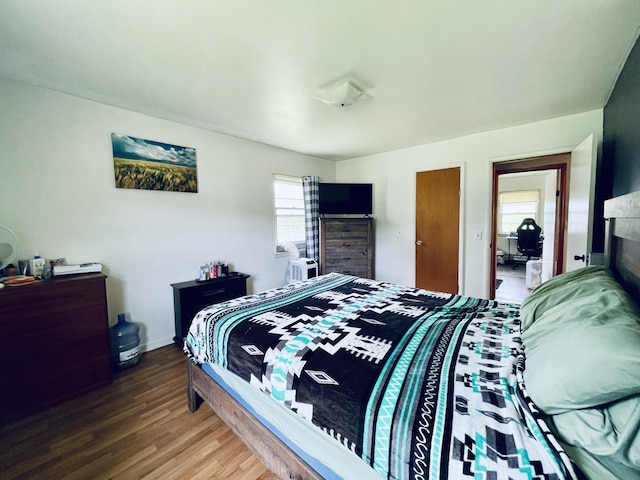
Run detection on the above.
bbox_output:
[494,170,558,303]
[490,154,570,301]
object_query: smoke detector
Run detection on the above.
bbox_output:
[315,81,370,109]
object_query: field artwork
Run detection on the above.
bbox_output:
[112,133,198,192]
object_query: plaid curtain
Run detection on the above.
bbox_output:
[303,176,320,262]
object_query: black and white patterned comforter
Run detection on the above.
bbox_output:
[184,273,579,480]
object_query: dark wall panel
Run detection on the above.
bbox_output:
[595,35,640,251]
[603,35,640,197]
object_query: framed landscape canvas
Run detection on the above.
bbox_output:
[112,133,198,192]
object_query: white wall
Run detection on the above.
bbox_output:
[336,110,603,298]
[0,75,605,347]
[0,77,335,351]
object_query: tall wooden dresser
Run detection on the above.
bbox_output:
[0,273,112,420]
[319,217,374,278]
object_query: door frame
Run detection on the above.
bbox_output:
[490,154,570,299]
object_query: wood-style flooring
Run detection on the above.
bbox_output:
[0,345,277,480]
[495,263,530,304]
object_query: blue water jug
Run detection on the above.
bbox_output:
[110,313,141,370]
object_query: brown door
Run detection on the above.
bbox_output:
[416,168,460,293]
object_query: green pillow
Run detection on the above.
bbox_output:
[520,266,621,331]
[523,282,640,414]
[549,394,640,475]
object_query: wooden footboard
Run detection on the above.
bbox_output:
[186,359,323,480]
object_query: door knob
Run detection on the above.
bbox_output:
[574,254,586,262]
[416,240,423,246]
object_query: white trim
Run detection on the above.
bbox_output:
[489,144,576,164]
[273,173,303,185]
[143,336,174,352]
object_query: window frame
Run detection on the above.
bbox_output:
[273,174,306,256]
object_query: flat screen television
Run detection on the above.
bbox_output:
[318,183,373,215]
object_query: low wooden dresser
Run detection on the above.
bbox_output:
[0,273,112,420]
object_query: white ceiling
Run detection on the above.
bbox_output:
[1,1,640,161]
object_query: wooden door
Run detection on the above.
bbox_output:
[415,168,460,293]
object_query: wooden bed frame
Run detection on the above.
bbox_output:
[186,189,640,480]
[186,360,323,480]
[604,190,640,305]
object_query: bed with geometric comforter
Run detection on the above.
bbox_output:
[184,272,580,480]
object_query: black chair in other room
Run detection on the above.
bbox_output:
[516,218,542,262]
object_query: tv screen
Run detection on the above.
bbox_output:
[318,183,373,215]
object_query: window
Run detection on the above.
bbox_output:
[499,190,540,234]
[273,175,305,252]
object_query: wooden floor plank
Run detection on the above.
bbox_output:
[0,345,276,480]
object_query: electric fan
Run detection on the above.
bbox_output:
[0,225,18,273]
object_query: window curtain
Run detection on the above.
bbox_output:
[303,176,320,263]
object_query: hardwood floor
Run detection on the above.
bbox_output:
[0,345,277,480]
[495,263,530,304]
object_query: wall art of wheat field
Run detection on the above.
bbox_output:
[111,133,198,192]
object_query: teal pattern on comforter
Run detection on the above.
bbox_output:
[184,273,579,480]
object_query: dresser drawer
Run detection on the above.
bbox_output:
[0,276,105,332]
[323,222,370,236]
[324,265,370,277]
[4,356,111,416]
[324,238,369,249]
[182,279,246,308]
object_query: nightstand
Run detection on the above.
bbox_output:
[171,273,249,346]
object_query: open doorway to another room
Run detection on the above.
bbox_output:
[494,172,556,303]
[490,153,570,304]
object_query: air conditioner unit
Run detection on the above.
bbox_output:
[288,258,318,283]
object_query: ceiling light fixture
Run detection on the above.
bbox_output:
[315,81,370,109]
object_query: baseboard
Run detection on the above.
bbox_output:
[142,336,175,353]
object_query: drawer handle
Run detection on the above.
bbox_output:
[203,288,226,296]
[342,244,351,247]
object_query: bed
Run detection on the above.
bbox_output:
[184,190,640,480]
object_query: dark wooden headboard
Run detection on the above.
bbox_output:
[604,190,640,306]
